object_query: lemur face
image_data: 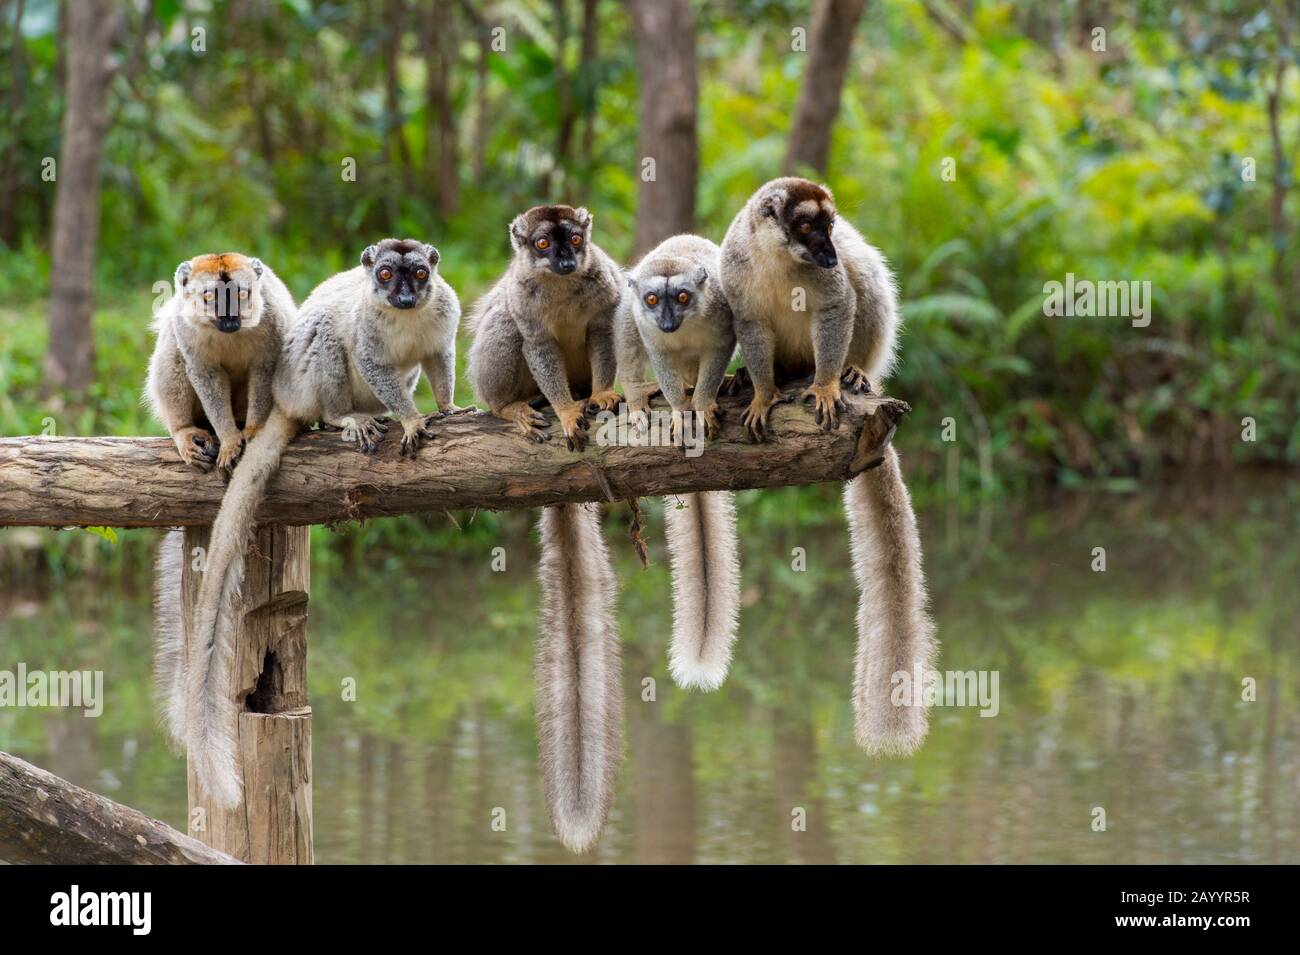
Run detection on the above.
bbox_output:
[510,205,593,276]
[175,253,266,333]
[761,180,839,269]
[629,264,710,334]
[362,239,439,310]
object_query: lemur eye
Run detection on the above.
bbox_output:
[202,291,215,302]
[378,267,394,282]
[799,221,813,235]
[676,291,691,305]
[570,234,583,247]
[536,238,551,251]
[239,288,249,298]
[415,268,429,281]
[644,293,659,307]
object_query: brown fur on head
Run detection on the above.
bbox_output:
[509,205,594,276]
[174,252,267,333]
[754,177,840,268]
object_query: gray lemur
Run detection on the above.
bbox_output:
[466,206,624,852]
[185,238,465,807]
[466,204,622,450]
[146,252,294,474]
[616,234,741,692]
[720,177,937,756]
[146,252,295,749]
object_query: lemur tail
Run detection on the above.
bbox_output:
[664,491,740,691]
[186,407,297,808]
[843,447,937,756]
[153,529,187,750]
[535,503,623,854]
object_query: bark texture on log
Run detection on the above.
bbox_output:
[0,389,910,528]
[0,751,241,865]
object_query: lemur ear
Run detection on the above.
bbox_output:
[509,215,529,249]
[422,244,440,268]
[692,265,709,287]
[360,245,378,268]
[249,257,264,278]
[759,188,786,220]
[174,261,193,288]
[574,207,593,232]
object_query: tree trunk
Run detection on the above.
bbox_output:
[44,0,119,394]
[383,0,412,182]
[426,0,459,215]
[783,0,868,177]
[627,0,698,258]
[0,0,27,248]
[541,0,574,197]
[577,0,600,200]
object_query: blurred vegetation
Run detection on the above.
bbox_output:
[0,0,1296,559]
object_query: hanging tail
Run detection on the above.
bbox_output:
[186,407,297,808]
[153,528,187,750]
[664,491,740,691]
[843,447,937,755]
[535,503,623,853]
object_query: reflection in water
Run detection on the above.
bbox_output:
[1,477,1297,863]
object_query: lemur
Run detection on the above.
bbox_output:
[184,238,465,807]
[720,178,936,756]
[466,205,624,852]
[146,252,295,749]
[616,234,741,692]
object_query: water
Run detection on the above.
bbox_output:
[2,476,1297,864]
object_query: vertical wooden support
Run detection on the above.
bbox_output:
[180,524,313,864]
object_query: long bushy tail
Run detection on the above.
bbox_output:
[153,529,187,750]
[664,491,740,691]
[843,447,937,756]
[186,407,297,808]
[535,503,623,853]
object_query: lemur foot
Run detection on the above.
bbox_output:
[436,403,477,418]
[556,401,590,452]
[399,414,438,457]
[801,381,847,431]
[500,402,550,443]
[214,430,246,474]
[626,398,652,434]
[721,366,752,397]
[585,390,620,415]
[341,415,389,454]
[173,426,218,472]
[841,365,873,394]
[742,390,782,443]
[696,403,723,440]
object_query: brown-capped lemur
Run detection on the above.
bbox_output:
[183,238,467,807]
[146,252,295,749]
[720,177,937,756]
[616,234,741,692]
[466,205,624,853]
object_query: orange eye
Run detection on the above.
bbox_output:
[676,291,690,305]
[644,293,659,307]
[570,234,583,247]
[799,222,813,235]
[378,267,393,282]
[415,268,429,281]
[535,238,551,251]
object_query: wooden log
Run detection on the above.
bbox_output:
[0,389,911,528]
[0,751,241,864]
[182,524,313,865]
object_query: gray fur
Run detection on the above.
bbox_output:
[535,504,623,853]
[146,253,294,473]
[467,205,622,447]
[187,239,463,808]
[616,234,742,692]
[152,528,187,751]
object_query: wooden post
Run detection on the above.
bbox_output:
[180,524,313,864]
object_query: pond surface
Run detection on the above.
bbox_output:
[2,475,1297,864]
